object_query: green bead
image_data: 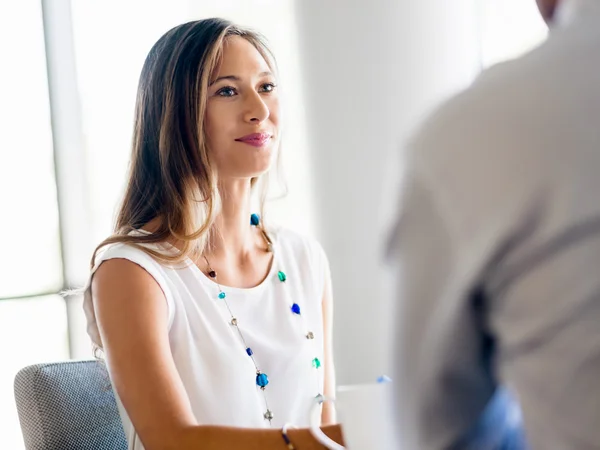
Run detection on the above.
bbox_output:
[312,357,321,369]
[278,271,287,282]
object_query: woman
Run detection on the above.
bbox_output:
[83,18,341,450]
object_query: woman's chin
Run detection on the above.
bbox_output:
[248,166,272,179]
[244,159,274,178]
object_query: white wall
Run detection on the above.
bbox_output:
[295,0,481,384]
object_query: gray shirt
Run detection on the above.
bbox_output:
[391,1,600,448]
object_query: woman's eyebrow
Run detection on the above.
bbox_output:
[209,71,273,86]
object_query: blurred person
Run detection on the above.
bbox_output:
[390,0,600,448]
[82,18,341,450]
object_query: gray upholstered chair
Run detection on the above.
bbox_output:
[14,360,127,450]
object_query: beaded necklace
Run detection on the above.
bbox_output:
[202,213,324,425]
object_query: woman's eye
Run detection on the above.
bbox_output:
[217,87,237,97]
[260,83,277,93]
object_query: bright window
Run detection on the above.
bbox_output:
[0,1,69,448]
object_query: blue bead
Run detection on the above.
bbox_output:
[250,213,260,226]
[246,347,253,356]
[291,303,301,315]
[377,375,392,384]
[218,292,226,299]
[256,372,269,388]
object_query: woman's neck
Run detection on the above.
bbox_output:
[208,178,258,261]
[142,178,263,263]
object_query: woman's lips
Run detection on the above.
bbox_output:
[235,133,272,147]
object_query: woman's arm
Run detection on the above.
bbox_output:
[92,259,344,450]
[321,259,337,425]
[179,425,345,450]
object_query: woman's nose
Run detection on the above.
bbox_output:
[243,91,269,123]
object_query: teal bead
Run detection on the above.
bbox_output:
[218,292,226,300]
[278,271,287,282]
[250,213,260,226]
[256,372,269,388]
[312,357,321,369]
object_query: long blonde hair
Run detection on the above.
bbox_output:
[91,18,279,268]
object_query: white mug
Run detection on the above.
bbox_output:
[309,382,399,449]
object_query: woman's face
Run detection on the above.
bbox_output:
[205,36,280,180]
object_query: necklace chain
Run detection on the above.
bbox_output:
[202,229,323,426]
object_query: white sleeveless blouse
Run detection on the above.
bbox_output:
[83,228,328,450]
